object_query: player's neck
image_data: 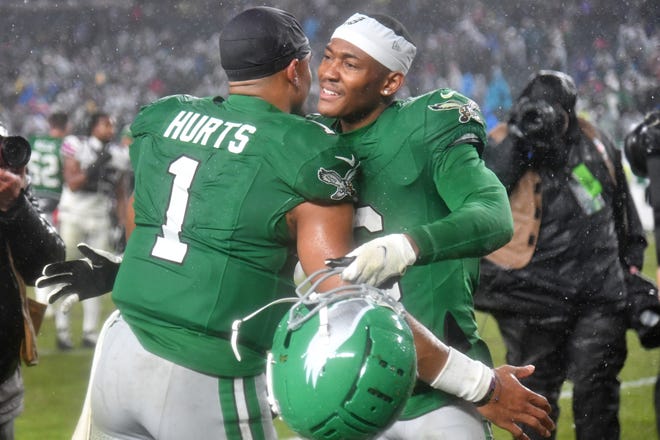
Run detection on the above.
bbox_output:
[339,104,387,133]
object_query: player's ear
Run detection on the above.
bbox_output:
[285,58,301,88]
[380,71,405,98]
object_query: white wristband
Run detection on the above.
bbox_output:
[430,347,495,403]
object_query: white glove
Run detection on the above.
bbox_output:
[340,234,417,287]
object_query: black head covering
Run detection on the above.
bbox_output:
[219,7,311,81]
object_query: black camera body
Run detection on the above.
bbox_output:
[511,98,565,142]
[0,135,31,169]
[624,110,660,178]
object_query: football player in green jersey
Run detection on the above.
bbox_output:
[28,112,68,313]
[38,8,553,440]
[27,112,68,222]
[314,13,554,440]
[67,7,358,440]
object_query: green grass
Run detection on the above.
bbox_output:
[15,241,660,439]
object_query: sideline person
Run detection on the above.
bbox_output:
[475,70,647,440]
[0,124,65,440]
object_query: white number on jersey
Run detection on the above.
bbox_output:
[29,151,62,189]
[151,156,199,263]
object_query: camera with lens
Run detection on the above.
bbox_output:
[0,135,32,169]
[511,97,566,143]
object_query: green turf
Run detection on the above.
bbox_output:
[14,241,660,439]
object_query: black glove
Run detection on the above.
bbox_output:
[36,243,121,310]
[84,147,113,188]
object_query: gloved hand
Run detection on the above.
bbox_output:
[36,243,121,312]
[85,147,113,186]
[338,234,417,287]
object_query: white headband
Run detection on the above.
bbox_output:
[331,13,417,74]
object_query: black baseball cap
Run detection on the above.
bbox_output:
[219,7,311,81]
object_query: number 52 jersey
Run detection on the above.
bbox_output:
[112,94,358,377]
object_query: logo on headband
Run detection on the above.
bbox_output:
[346,16,366,26]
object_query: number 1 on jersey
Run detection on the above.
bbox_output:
[151,156,199,263]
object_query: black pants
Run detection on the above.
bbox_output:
[494,306,627,440]
[0,419,14,440]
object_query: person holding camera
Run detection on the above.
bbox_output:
[623,109,660,437]
[0,123,65,440]
[474,70,647,440]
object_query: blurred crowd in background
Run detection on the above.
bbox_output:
[0,0,657,145]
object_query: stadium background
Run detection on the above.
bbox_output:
[0,0,657,142]
[0,0,658,438]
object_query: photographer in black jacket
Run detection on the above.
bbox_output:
[624,109,660,437]
[474,70,647,440]
[0,124,64,440]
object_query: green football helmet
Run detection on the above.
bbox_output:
[268,269,417,440]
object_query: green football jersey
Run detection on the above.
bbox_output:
[113,94,358,377]
[313,88,512,418]
[27,134,64,204]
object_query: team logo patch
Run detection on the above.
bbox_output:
[427,100,483,124]
[318,165,358,200]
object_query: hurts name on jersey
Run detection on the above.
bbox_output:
[163,110,257,153]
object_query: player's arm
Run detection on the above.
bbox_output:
[287,201,354,291]
[409,317,554,440]
[62,155,88,192]
[125,193,136,240]
[62,143,112,192]
[291,201,553,438]
[341,144,513,286]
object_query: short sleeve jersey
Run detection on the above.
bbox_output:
[27,134,64,206]
[112,94,358,377]
[313,88,512,418]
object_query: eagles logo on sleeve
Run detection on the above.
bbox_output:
[317,165,358,200]
[428,99,484,125]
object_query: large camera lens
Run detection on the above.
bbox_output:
[520,108,544,135]
[516,100,560,139]
[0,136,32,169]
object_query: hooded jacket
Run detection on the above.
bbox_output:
[475,117,646,316]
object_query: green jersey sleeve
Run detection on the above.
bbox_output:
[401,89,513,264]
[271,121,358,204]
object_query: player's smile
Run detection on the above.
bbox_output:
[319,87,340,98]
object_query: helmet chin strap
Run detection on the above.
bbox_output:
[230,267,406,362]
